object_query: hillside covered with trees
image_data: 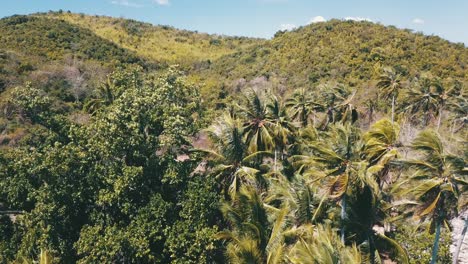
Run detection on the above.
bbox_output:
[0,11,466,263]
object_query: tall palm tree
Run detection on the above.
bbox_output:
[292,124,364,242]
[402,77,440,126]
[267,96,296,171]
[285,88,321,127]
[447,95,467,135]
[431,78,462,131]
[376,67,403,124]
[218,186,289,264]
[363,118,401,188]
[396,130,467,264]
[317,83,358,128]
[237,91,275,154]
[266,173,329,227]
[202,113,263,200]
[361,118,409,263]
[286,224,362,264]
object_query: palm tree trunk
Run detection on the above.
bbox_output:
[451,120,456,137]
[369,231,376,264]
[431,220,442,264]
[454,217,468,264]
[341,194,347,243]
[391,94,395,124]
[274,148,277,172]
[437,107,443,131]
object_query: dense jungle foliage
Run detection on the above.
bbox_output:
[0,11,466,264]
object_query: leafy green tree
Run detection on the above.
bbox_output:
[7,83,52,124]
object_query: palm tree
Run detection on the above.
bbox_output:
[318,83,358,128]
[292,124,363,242]
[267,96,296,171]
[432,79,463,131]
[285,88,321,127]
[218,186,289,264]
[286,224,362,264]
[237,91,275,154]
[202,113,263,200]
[360,118,410,263]
[266,173,329,227]
[447,95,467,135]
[83,76,116,114]
[396,130,467,264]
[402,77,440,126]
[363,118,401,188]
[376,67,403,124]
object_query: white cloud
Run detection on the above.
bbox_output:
[279,23,296,31]
[308,16,326,24]
[345,16,373,22]
[111,0,143,7]
[412,18,425,24]
[154,0,169,5]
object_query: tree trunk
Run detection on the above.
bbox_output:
[274,149,277,172]
[341,194,347,243]
[431,220,442,264]
[437,107,443,131]
[369,231,376,264]
[391,95,395,124]
[454,217,468,264]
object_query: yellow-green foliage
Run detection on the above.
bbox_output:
[45,12,264,67]
[205,19,468,100]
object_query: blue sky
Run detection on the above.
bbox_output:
[1,0,467,44]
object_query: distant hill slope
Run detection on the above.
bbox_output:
[44,12,264,67]
[0,12,467,110]
[202,19,467,97]
[0,15,142,65]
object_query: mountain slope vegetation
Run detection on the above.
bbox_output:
[44,12,263,67]
[0,11,466,263]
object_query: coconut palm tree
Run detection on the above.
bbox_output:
[292,124,364,242]
[202,113,264,200]
[286,224,362,264]
[363,118,401,188]
[396,130,467,264]
[447,95,467,135]
[376,67,403,124]
[218,186,289,264]
[402,77,440,126]
[267,96,296,171]
[265,173,330,227]
[317,83,358,129]
[285,88,322,127]
[360,118,410,263]
[237,90,275,154]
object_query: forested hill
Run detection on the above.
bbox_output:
[202,19,467,97]
[0,11,467,264]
